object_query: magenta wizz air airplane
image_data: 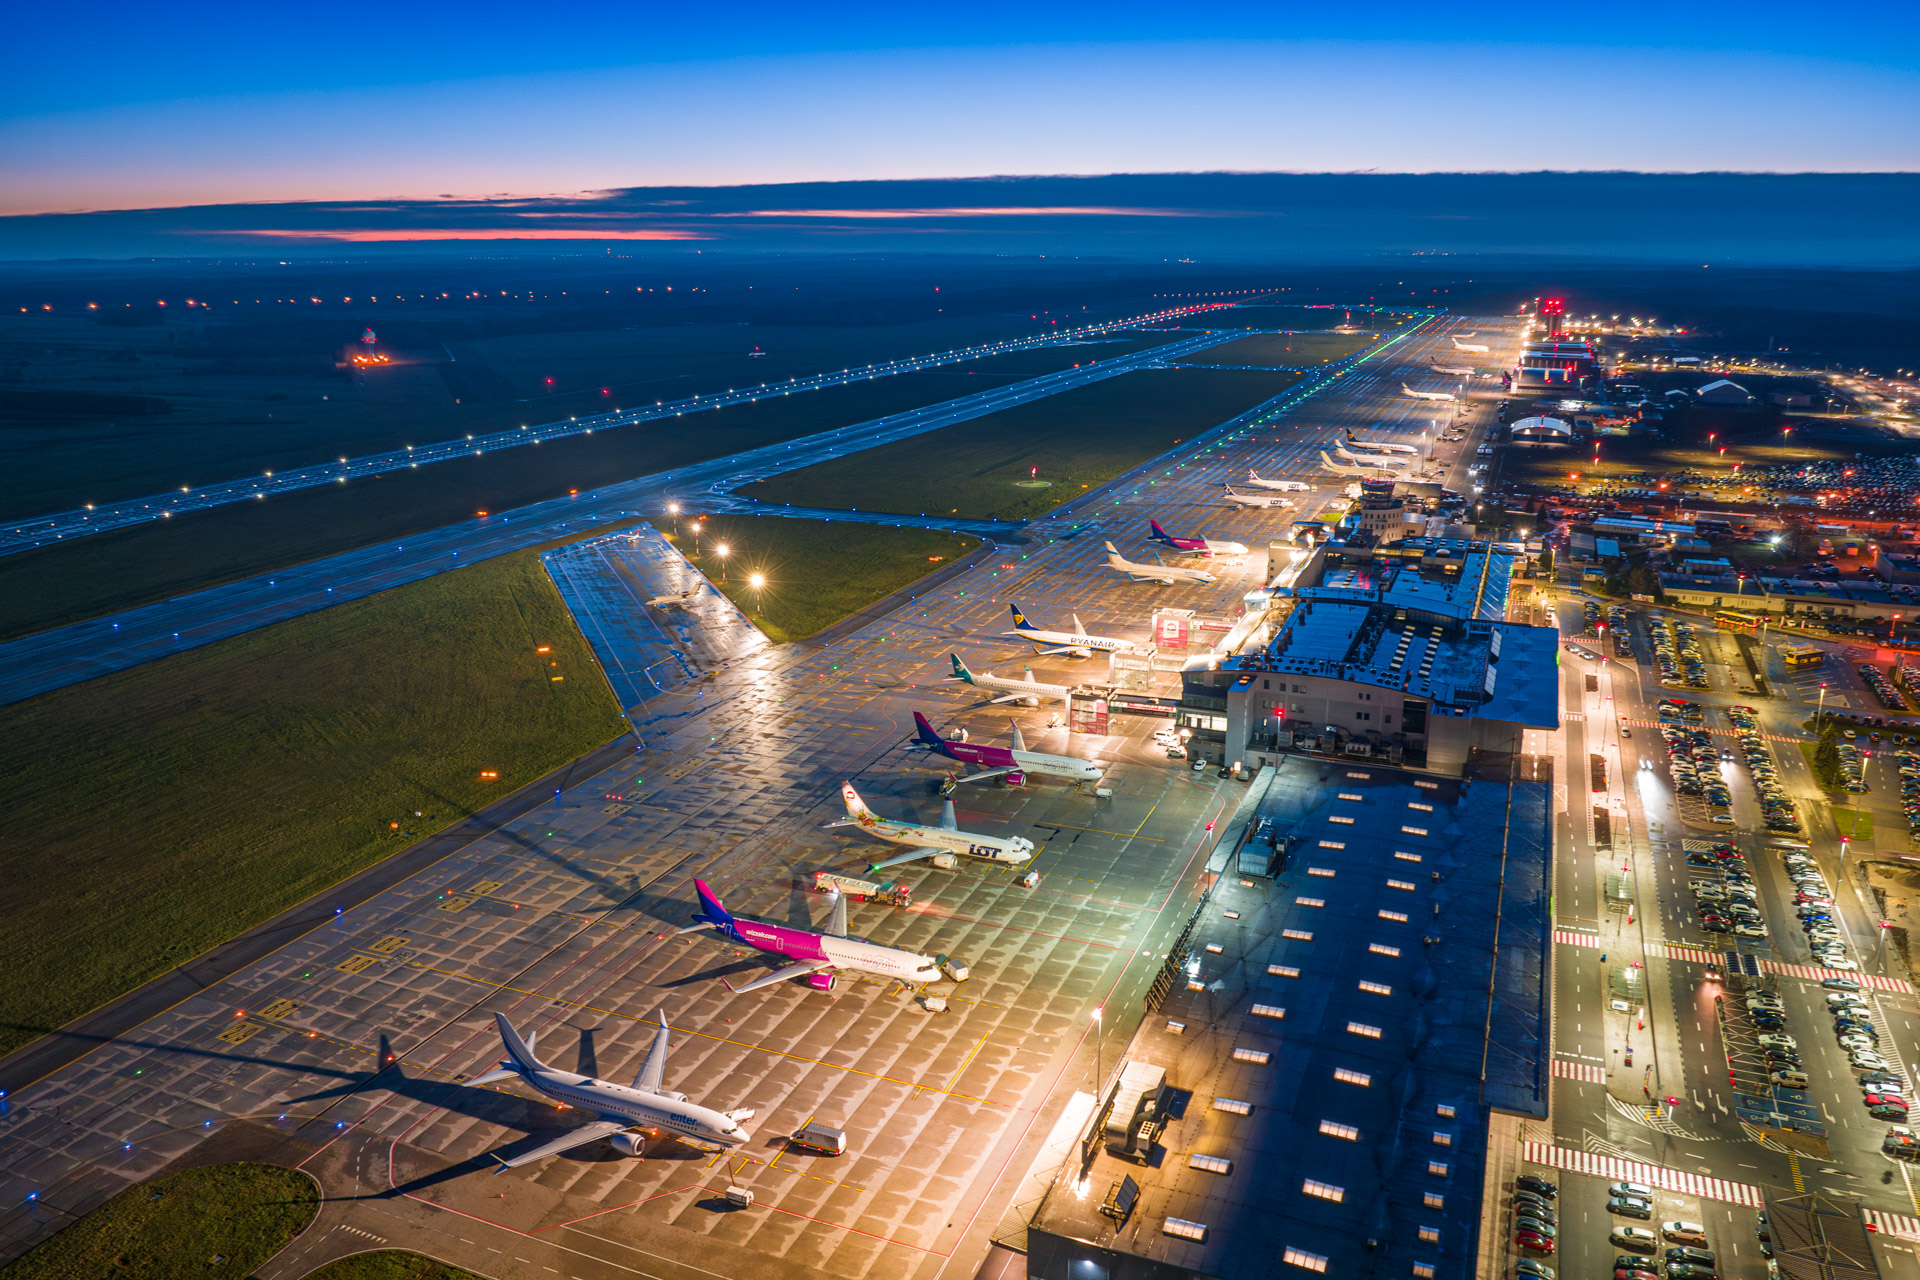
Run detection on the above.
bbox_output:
[912,711,1104,788]
[684,879,941,993]
[1149,519,1249,557]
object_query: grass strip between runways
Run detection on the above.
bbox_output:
[0,549,628,1059]
[0,1162,318,1280]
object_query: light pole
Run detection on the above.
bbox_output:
[667,501,680,536]
[748,571,765,618]
[1092,1006,1104,1097]
[1817,682,1827,726]
[692,519,704,556]
[716,542,730,584]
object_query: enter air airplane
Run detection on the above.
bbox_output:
[913,711,1104,787]
[472,1011,754,1168]
[683,879,941,992]
[828,781,1034,871]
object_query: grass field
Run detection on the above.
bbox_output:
[0,550,626,1057]
[738,367,1302,522]
[0,1162,317,1280]
[1835,808,1875,841]
[0,335,1182,643]
[667,516,980,643]
[302,1253,487,1280]
[1182,332,1378,367]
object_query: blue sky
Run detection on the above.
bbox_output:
[3,1,1917,217]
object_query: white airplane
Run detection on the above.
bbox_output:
[1343,430,1418,455]
[1431,363,1476,376]
[471,1011,753,1169]
[645,588,698,608]
[827,781,1034,871]
[1336,443,1415,469]
[1221,486,1293,509]
[1244,472,1312,492]
[1451,337,1491,354]
[914,712,1105,788]
[1103,541,1217,585]
[1402,383,1459,402]
[1319,451,1398,480]
[949,653,1070,706]
[1003,603,1138,657]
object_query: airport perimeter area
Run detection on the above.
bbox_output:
[0,311,1551,1280]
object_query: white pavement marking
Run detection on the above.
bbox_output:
[1551,1058,1606,1084]
[1523,1141,1765,1207]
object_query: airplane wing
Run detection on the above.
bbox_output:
[725,959,835,994]
[493,1118,631,1170]
[1029,643,1081,656]
[633,1014,669,1092]
[869,846,937,871]
[950,766,1017,785]
[987,691,1027,704]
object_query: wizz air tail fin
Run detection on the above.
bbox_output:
[692,880,736,934]
[912,711,947,748]
[1149,519,1172,544]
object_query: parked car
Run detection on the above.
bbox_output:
[1662,1221,1708,1245]
[1609,1196,1654,1220]
[1516,1174,1558,1198]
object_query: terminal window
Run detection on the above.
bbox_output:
[1379,909,1409,922]
[1418,1226,1441,1244]
[1284,1247,1329,1273]
[1424,1193,1444,1209]
[1414,1264,1437,1278]
[1369,943,1400,956]
[1333,1067,1371,1086]
[1428,1160,1449,1176]
[1358,981,1392,995]
[1435,1104,1455,1118]
[1319,1120,1360,1140]
[1301,1179,1344,1202]
[1346,1022,1383,1039]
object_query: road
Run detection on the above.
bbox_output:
[0,310,1502,1280]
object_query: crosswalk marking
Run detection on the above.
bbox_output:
[1523,1142,1764,1207]
[1865,1208,1920,1240]
[1659,943,1722,965]
[1624,719,1799,743]
[1552,1058,1606,1084]
[1760,960,1914,994]
[1555,929,1601,948]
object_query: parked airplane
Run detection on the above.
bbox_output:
[827,781,1034,871]
[1103,541,1217,584]
[1221,487,1293,509]
[1336,443,1415,469]
[1319,451,1398,480]
[1451,337,1491,354]
[1244,472,1312,492]
[1003,604,1137,657]
[949,653,1070,706]
[912,711,1105,787]
[1150,519,1249,557]
[472,1012,754,1169]
[1402,383,1459,402]
[1343,429,1419,455]
[682,879,942,992]
[646,588,698,608]
[1431,363,1476,376]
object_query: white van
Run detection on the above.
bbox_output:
[791,1122,847,1156]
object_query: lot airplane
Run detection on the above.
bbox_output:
[828,782,1034,871]
[1150,519,1249,557]
[1451,337,1492,354]
[1103,541,1217,584]
[1401,383,1459,402]
[472,1012,754,1169]
[1220,487,1293,509]
[912,711,1104,787]
[682,879,941,992]
[1003,604,1137,657]
[1244,472,1312,492]
[949,653,1070,706]
[1343,429,1418,455]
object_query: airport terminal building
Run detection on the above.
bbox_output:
[1176,542,1561,774]
[1020,752,1553,1280]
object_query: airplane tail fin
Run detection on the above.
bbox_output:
[1010,722,1028,753]
[948,652,973,683]
[1149,519,1172,544]
[839,781,873,822]
[492,1012,545,1077]
[912,711,947,749]
[1070,613,1086,637]
[1008,603,1038,632]
[692,880,736,934]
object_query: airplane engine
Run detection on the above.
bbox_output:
[1020,695,1040,707]
[805,972,838,991]
[948,728,970,743]
[608,1131,649,1157]
[1071,647,1091,659]
[931,853,959,870]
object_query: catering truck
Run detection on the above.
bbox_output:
[811,869,912,907]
